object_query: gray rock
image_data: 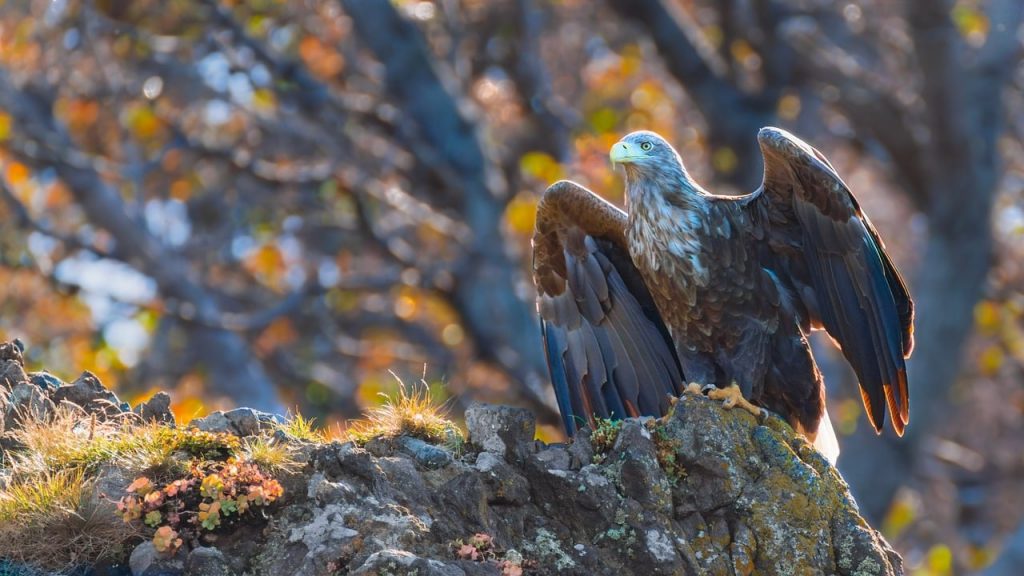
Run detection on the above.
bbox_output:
[224,407,281,436]
[184,547,233,576]
[0,339,25,365]
[350,550,465,576]
[0,359,27,390]
[566,429,594,469]
[396,435,452,469]
[190,408,281,436]
[377,456,431,507]
[189,412,231,434]
[130,542,185,576]
[307,471,357,504]
[52,371,121,416]
[3,382,54,431]
[534,444,571,470]
[28,371,64,392]
[0,339,905,576]
[608,420,672,513]
[134,391,175,425]
[465,403,535,462]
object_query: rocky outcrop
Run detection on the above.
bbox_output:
[0,340,902,575]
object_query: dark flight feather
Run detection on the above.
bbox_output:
[756,127,913,434]
[533,181,683,435]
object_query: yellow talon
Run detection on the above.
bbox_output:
[684,382,703,395]
[707,383,761,417]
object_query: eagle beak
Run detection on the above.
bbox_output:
[610,141,638,165]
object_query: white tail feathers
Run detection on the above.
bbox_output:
[813,409,840,465]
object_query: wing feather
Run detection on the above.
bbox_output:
[755,128,913,435]
[533,180,684,435]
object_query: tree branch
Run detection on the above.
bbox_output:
[340,0,559,423]
[0,69,285,414]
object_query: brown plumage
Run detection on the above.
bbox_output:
[533,128,913,451]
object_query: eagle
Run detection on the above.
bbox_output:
[532,128,913,462]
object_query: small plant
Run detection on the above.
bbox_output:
[648,421,686,484]
[589,418,622,464]
[117,458,284,552]
[346,378,464,448]
[451,533,532,576]
[161,427,240,461]
[277,411,326,443]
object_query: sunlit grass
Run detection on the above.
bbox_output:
[6,405,163,479]
[345,377,464,448]
[277,411,326,443]
[0,469,136,571]
[4,404,238,481]
[241,435,301,474]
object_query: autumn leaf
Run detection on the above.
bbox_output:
[456,544,479,561]
[152,526,182,555]
[200,474,224,499]
[198,500,222,530]
[126,477,153,496]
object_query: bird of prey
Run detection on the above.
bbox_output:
[533,128,913,461]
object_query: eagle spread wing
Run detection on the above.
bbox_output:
[754,127,914,435]
[533,181,683,436]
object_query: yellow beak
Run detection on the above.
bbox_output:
[610,141,643,164]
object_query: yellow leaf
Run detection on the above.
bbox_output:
[252,88,277,112]
[979,345,1003,376]
[881,492,916,540]
[712,147,738,174]
[925,544,953,575]
[5,161,29,185]
[505,193,538,235]
[0,111,11,141]
[520,151,562,182]
[974,300,1000,334]
[255,316,298,353]
[777,93,802,121]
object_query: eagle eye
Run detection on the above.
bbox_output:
[640,142,653,151]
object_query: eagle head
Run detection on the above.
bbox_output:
[610,131,694,204]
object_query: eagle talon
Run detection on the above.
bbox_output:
[685,382,703,395]
[707,383,761,418]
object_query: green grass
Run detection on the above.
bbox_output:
[277,411,326,443]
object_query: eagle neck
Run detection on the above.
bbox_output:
[624,169,708,226]
[624,169,711,289]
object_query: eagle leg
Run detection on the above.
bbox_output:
[707,383,762,418]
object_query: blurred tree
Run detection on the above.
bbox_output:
[1,1,1023,571]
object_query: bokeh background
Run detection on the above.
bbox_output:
[0,0,1022,573]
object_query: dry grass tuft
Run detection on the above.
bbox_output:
[345,378,463,448]
[0,469,136,572]
[241,435,302,474]
[3,404,238,482]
